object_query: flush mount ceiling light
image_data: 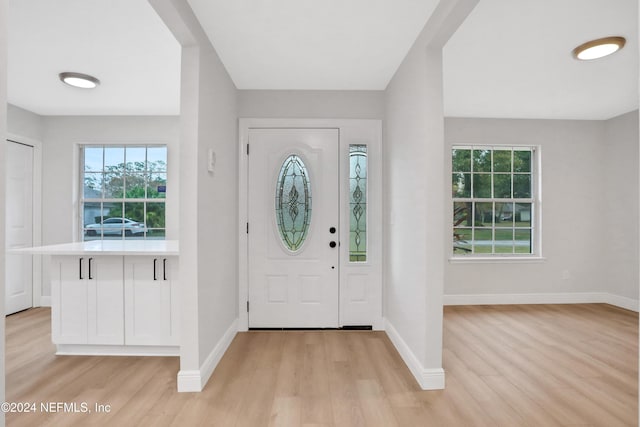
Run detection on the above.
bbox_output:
[572,36,626,61]
[59,72,100,89]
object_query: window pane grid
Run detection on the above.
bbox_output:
[453,146,536,256]
[81,145,167,241]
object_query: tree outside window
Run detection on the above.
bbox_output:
[452,146,537,256]
[81,145,167,240]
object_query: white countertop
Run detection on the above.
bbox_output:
[12,240,179,256]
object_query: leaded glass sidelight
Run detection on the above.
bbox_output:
[275,155,312,252]
[349,145,367,262]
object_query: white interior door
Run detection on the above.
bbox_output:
[248,128,339,328]
[6,141,34,315]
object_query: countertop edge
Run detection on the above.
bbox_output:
[10,240,179,256]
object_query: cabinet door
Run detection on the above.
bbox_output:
[87,256,124,345]
[124,256,179,346]
[51,256,88,344]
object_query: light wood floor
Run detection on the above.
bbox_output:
[5,304,638,426]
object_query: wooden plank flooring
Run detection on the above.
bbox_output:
[5,304,638,426]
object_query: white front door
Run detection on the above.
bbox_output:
[248,128,339,328]
[5,141,34,315]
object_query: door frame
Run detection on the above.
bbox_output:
[238,119,383,331]
[6,134,43,308]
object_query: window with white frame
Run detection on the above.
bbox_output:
[452,146,538,256]
[81,145,167,241]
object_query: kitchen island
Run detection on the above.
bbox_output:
[17,240,179,356]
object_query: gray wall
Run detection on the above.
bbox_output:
[603,110,639,301]
[238,90,384,119]
[8,104,43,141]
[151,0,239,386]
[383,0,480,385]
[444,113,638,303]
[1,0,7,416]
[193,45,239,366]
[385,43,445,375]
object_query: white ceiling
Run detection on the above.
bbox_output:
[443,0,638,120]
[187,0,440,90]
[8,0,181,115]
[7,0,639,120]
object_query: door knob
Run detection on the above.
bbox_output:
[329,227,336,234]
[329,241,337,248]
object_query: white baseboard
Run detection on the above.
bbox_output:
[56,344,179,356]
[384,319,445,390]
[443,292,639,312]
[177,318,238,392]
[603,293,639,312]
[198,318,238,389]
[176,370,202,393]
[39,296,52,307]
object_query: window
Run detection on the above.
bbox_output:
[452,146,538,256]
[275,154,312,252]
[81,145,167,240]
[349,144,367,262]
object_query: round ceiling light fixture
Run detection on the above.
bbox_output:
[59,72,100,89]
[572,36,626,61]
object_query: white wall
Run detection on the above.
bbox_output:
[151,0,238,392]
[383,0,478,390]
[238,90,384,119]
[603,110,639,302]
[193,43,238,368]
[384,44,440,385]
[0,0,7,421]
[7,104,43,141]
[444,115,638,307]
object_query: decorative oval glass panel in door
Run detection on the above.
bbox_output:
[275,155,312,252]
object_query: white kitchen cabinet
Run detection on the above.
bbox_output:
[124,256,179,346]
[51,255,124,345]
[47,245,180,355]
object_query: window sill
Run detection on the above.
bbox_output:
[448,256,546,264]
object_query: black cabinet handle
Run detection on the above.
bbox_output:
[153,258,158,280]
[163,258,167,281]
[79,257,84,280]
[88,258,93,280]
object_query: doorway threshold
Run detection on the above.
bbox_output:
[249,325,372,331]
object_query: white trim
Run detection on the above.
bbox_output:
[177,318,238,392]
[176,371,201,393]
[444,292,639,312]
[422,368,446,389]
[198,318,238,389]
[450,144,543,259]
[384,318,445,390]
[76,143,169,242]
[603,293,639,312]
[55,344,179,356]
[449,256,546,264]
[238,121,249,331]
[39,296,51,307]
